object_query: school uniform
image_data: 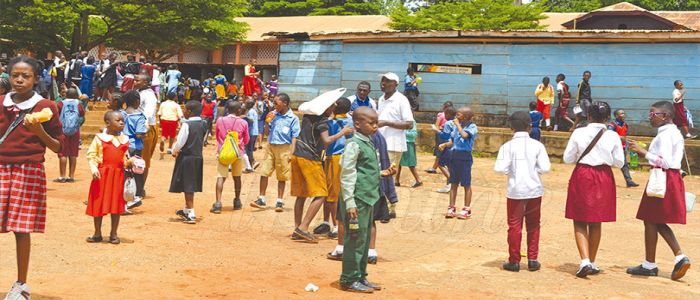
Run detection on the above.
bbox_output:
[169,117,206,193]
[636,124,686,224]
[121,110,148,197]
[215,114,249,177]
[529,110,543,141]
[495,132,551,264]
[608,120,635,185]
[57,98,85,158]
[535,83,554,124]
[325,114,353,202]
[260,109,300,181]
[157,100,183,139]
[563,123,625,222]
[439,121,478,187]
[399,122,418,167]
[245,108,259,160]
[290,114,329,198]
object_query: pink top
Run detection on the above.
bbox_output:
[436,112,447,128]
[215,114,249,153]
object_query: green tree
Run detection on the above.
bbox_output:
[540,0,700,12]
[389,0,545,30]
[0,0,249,62]
[249,0,383,16]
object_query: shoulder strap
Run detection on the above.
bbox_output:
[0,106,37,145]
[577,129,605,164]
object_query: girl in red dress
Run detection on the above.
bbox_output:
[243,59,260,97]
[86,111,132,245]
[563,101,625,278]
[0,56,64,300]
[626,101,691,281]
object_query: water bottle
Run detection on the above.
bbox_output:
[630,151,638,168]
[348,217,359,240]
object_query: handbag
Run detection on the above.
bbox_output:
[646,160,667,198]
[577,129,605,164]
[123,177,136,202]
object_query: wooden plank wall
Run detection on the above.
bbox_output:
[279,41,700,132]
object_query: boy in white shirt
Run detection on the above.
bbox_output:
[495,111,551,272]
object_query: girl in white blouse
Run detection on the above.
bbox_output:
[626,100,690,281]
[563,101,624,278]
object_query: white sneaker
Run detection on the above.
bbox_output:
[4,282,30,300]
[436,185,451,193]
[686,133,697,139]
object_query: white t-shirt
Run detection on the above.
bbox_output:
[563,123,625,168]
[494,132,551,199]
[672,88,684,104]
[377,91,414,152]
[139,89,159,126]
[151,69,161,86]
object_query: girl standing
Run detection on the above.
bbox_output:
[1,56,63,300]
[243,59,259,97]
[626,101,691,280]
[214,69,228,101]
[563,101,624,278]
[86,111,131,244]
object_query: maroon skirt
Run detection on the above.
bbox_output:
[673,102,688,127]
[636,169,686,224]
[566,164,616,222]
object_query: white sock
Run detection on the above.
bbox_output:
[335,245,344,254]
[368,249,378,257]
[276,198,284,204]
[553,125,559,131]
[591,261,599,270]
[331,226,338,233]
[243,154,252,169]
[545,119,551,126]
[675,254,688,264]
[258,195,266,202]
[642,260,658,270]
[580,258,591,268]
[322,221,330,226]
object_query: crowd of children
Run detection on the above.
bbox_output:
[0,55,695,299]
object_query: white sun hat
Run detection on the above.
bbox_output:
[298,87,347,116]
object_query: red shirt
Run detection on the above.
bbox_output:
[0,94,64,164]
[201,100,216,119]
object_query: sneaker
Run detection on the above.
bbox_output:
[210,202,222,214]
[445,206,456,218]
[4,282,30,300]
[313,223,331,234]
[626,264,658,277]
[250,198,267,209]
[368,256,377,264]
[275,201,284,212]
[126,197,143,210]
[503,262,520,272]
[457,207,471,219]
[425,168,438,174]
[233,198,242,210]
[576,264,593,278]
[671,257,691,280]
[340,281,373,293]
[436,185,451,193]
[293,227,318,243]
[626,181,640,188]
[176,210,196,224]
[685,133,697,139]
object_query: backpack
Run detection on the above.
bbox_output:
[218,130,241,165]
[71,59,84,80]
[60,99,81,135]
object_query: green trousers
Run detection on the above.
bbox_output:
[339,199,374,285]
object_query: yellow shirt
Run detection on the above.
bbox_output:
[158,100,183,121]
[535,84,555,105]
[87,133,130,175]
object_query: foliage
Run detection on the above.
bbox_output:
[0,0,249,62]
[248,0,383,16]
[540,0,700,12]
[389,0,546,30]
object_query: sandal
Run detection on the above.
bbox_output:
[109,236,121,245]
[86,236,103,243]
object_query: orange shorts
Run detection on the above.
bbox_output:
[324,155,342,202]
[290,156,328,198]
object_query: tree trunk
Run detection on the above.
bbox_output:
[69,11,90,53]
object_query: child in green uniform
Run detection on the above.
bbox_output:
[339,107,393,293]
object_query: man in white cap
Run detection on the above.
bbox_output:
[377,72,414,219]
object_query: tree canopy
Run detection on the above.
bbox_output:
[247,0,384,16]
[0,0,249,62]
[540,0,700,12]
[389,0,546,31]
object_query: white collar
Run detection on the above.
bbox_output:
[3,92,43,110]
[587,123,607,129]
[97,133,129,146]
[513,132,530,138]
[657,123,676,133]
[187,116,202,121]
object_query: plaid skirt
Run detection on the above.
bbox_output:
[0,163,47,233]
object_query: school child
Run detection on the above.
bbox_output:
[554,73,574,131]
[120,90,147,211]
[251,93,299,212]
[672,80,696,139]
[214,69,228,101]
[315,98,354,238]
[607,109,639,187]
[86,111,131,244]
[1,56,63,300]
[439,106,478,219]
[396,121,422,187]
[339,107,393,293]
[244,99,259,172]
[54,88,85,183]
[257,94,272,149]
[170,100,207,224]
[211,101,249,213]
[427,101,453,175]
[290,100,349,243]
[572,71,593,131]
[201,93,217,145]
[157,92,184,154]
[266,75,279,97]
[495,111,551,272]
[626,101,691,280]
[431,106,456,194]
[529,102,543,141]
[535,76,554,130]
[563,101,625,278]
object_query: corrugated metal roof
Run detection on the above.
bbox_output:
[235,16,390,42]
[593,1,647,12]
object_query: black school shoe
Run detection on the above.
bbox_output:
[313,223,331,234]
[340,281,374,293]
[503,262,520,272]
[576,264,593,278]
[528,260,541,272]
[368,256,377,264]
[626,181,640,187]
[327,252,342,261]
[626,265,659,277]
[671,257,691,281]
[233,198,242,210]
[359,279,382,291]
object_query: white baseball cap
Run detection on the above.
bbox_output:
[380,72,400,84]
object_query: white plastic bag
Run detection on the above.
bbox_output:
[573,105,583,115]
[646,168,666,198]
[686,192,696,212]
[124,177,136,202]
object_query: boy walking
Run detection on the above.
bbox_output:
[495,111,551,272]
[608,109,639,187]
[211,101,249,213]
[251,93,300,211]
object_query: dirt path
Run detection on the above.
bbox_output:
[1,146,698,299]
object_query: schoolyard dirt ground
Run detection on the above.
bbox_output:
[1,144,699,299]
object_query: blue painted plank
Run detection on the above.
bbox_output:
[510,44,700,55]
[510,54,700,67]
[280,61,342,69]
[281,41,342,53]
[343,43,512,55]
[279,52,343,62]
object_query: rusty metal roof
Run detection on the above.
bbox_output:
[236,16,390,42]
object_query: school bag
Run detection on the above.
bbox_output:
[218,117,242,165]
[60,99,81,135]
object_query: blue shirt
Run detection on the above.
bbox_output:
[439,121,478,152]
[529,111,543,129]
[404,74,418,91]
[326,115,353,155]
[121,110,148,151]
[268,109,300,145]
[246,108,259,136]
[349,95,376,112]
